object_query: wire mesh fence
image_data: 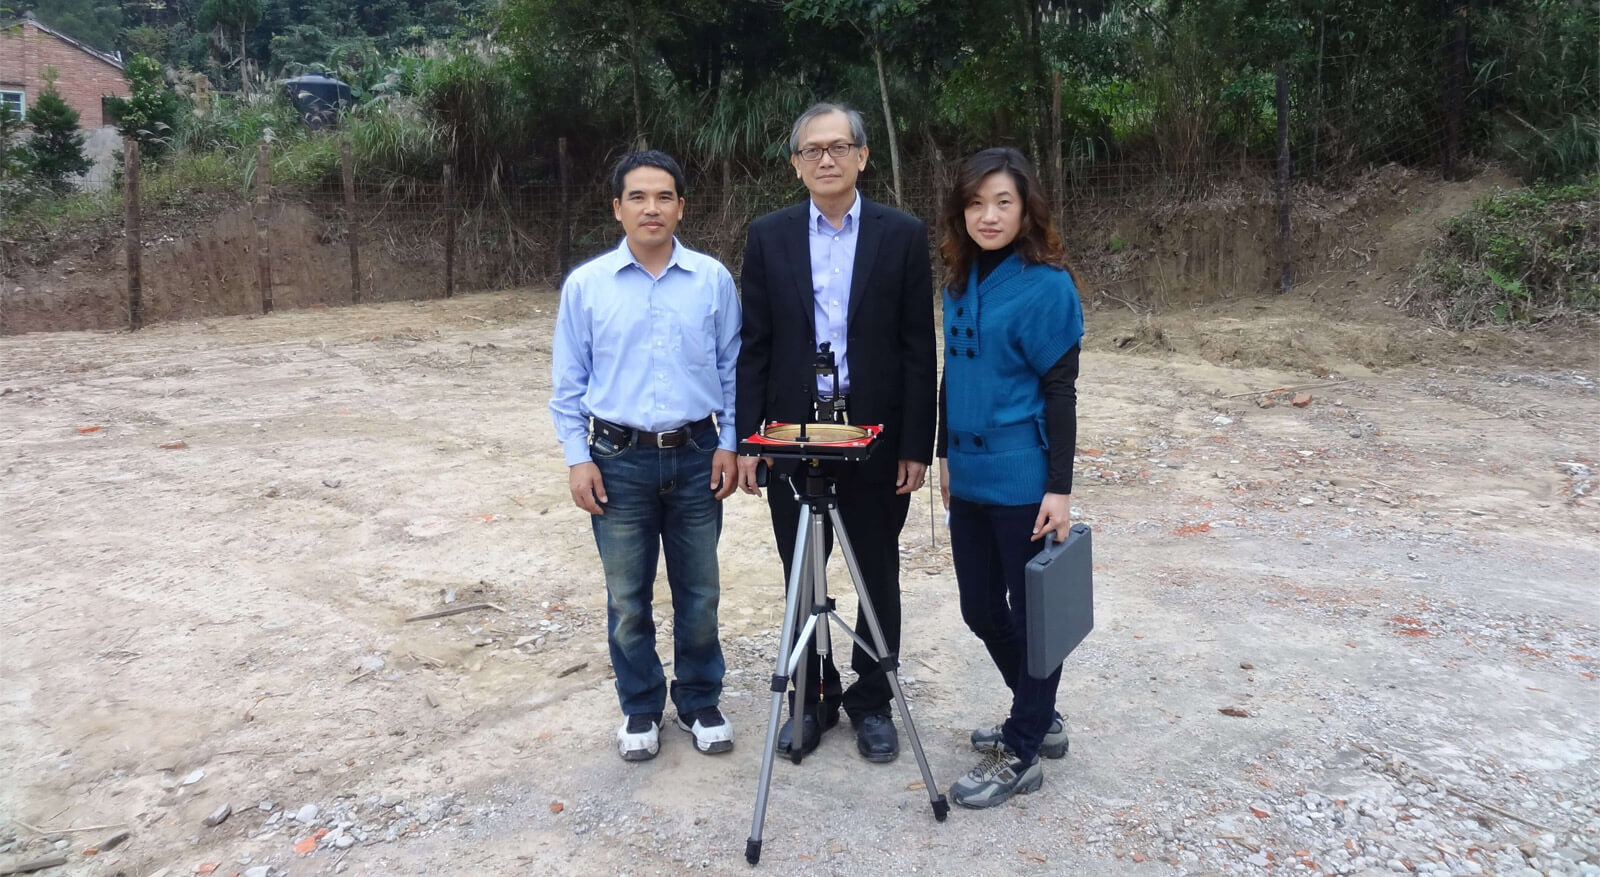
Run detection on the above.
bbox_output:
[2,89,1458,334]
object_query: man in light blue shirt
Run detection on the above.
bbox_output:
[549,150,741,763]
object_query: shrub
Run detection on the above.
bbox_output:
[1420,180,1600,327]
[0,103,28,179]
[105,55,185,161]
[25,84,91,191]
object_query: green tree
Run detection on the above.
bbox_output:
[199,0,262,94]
[786,0,932,206]
[0,102,30,181]
[23,0,120,52]
[104,54,184,160]
[498,0,679,146]
[121,24,170,61]
[25,82,91,191]
[1472,0,1600,181]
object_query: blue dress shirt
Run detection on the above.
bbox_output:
[809,192,861,395]
[550,238,742,466]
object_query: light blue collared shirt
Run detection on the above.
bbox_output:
[550,238,741,467]
[809,192,861,395]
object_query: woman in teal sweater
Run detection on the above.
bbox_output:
[936,147,1084,809]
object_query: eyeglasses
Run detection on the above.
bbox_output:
[796,143,857,162]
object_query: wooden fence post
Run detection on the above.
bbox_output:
[443,163,456,298]
[1275,62,1293,293]
[557,137,572,279]
[1444,4,1467,180]
[254,139,274,314]
[342,140,360,302]
[1051,70,1064,226]
[124,139,143,331]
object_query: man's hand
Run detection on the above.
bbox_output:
[937,458,950,509]
[1031,492,1072,542]
[895,460,927,495]
[710,449,738,500]
[737,455,772,497]
[569,462,607,515]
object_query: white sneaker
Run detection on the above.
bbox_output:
[617,714,661,761]
[675,706,734,755]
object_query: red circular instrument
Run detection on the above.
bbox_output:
[739,422,882,462]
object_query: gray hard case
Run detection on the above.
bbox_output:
[1024,523,1095,679]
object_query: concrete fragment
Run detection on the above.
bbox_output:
[203,803,232,827]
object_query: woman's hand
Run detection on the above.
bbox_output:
[938,458,950,509]
[1031,492,1072,542]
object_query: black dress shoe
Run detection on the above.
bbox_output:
[854,714,898,763]
[776,706,838,756]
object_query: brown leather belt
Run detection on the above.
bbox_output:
[592,416,715,450]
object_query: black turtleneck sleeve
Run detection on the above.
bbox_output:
[1043,345,1079,495]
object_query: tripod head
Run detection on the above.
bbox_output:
[739,343,882,477]
[812,342,848,425]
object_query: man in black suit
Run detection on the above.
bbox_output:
[736,103,936,763]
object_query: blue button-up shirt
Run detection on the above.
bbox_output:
[550,238,742,466]
[809,192,861,395]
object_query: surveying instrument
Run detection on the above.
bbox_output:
[740,343,948,866]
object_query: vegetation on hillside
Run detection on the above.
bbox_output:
[1420,181,1600,327]
[7,0,1594,188]
[3,0,1595,327]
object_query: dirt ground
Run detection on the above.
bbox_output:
[1,265,1596,877]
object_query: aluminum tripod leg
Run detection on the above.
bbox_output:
[746,505,813,865]
[786,504,831,765]
[746,489,949,866]
[828,506,950,821]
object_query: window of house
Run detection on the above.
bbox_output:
[0,90,24,120]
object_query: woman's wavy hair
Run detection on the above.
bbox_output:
[937,147,1071,296]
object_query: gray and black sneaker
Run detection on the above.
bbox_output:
[971,713,1070,759]
[949,747,1043,809]
[617,713,662,762]
[676,706,734,755]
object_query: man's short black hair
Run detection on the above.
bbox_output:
[611,150,687,201]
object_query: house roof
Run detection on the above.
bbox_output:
[1,13,126,72]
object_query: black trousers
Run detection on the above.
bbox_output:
[948,497,1063,764]
[767,467,909,720]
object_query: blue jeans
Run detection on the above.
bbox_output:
[589,423,726,717]
[948,497,1063,764]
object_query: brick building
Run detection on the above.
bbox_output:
[1,14,130,128]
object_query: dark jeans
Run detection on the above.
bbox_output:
[948,496,1063,764]
[589,423,725,717]
[767,467,908,721]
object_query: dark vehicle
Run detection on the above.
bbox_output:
[282,75,352,130]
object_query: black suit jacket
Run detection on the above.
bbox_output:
[736,197,937,483]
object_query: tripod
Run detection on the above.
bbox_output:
[745,463,949,865]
